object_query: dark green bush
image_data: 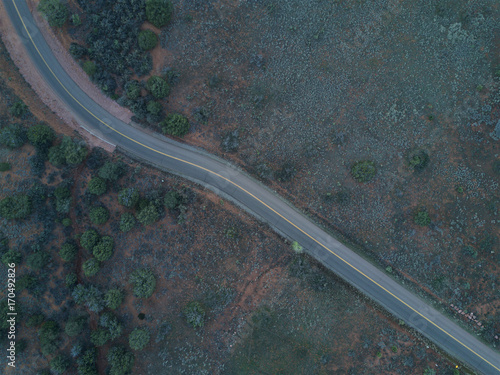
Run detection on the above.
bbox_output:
[118,188,140,208]
[98,161,126,181]
[50,354,69,374]
[129,269,156,298]
[147,100,162,116]
[138,30,158,51]
[39,320,60,357]
[27,313,45,328]
[0,162,11,171]
[119,213,136,232]
[408,150,429,171]
[60,242,78,262]
[105,288,124,310]
[87,177,107,195]
[9,101,29,118]
[164,190,182,210]
[89,206,109,225]
[146,0,173,28]
[147,76,170,99]
[351,160,377,182]
[65,315,87,337]
[38,0,68,28]
[69,43,87,59]
[1,249,21,266]
[65,273,78,288]
[49,136,87,166]
[107,346,135,375]
[136,204,159,225]
[83,61,97,77]
[83,258,101,277]
[80,229,100,250]
[183,301,206,328]
[99,312,123,340]
[413,209,431,226]
[161,113,189,137]
[27,124,55,151]
[128,328,150,350]
[0,124,26,149]
[0,194,32,220]
[90,328,110,347]
[17,274,37,291]
[93,236,114,261]
[26,251,50,270]
[125,80,141,100]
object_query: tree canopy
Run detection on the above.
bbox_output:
[146,0,174,28]
[161,114,190,137]
[38,0,68,28]
[138,29,158,51]
[146,76,170,99]
[129,268,156,298]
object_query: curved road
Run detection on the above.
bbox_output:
[4,1,500,373]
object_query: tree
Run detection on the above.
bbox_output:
[118,188,139,208]
[65,315,87,337]
[72,284,105,313]
[27,123,55,151]
[146,0,174,28]
[27,313,45,328]
[0,194,32,220]
[86,147,107,170]
[50,354,69,374]
[105,288,124,310]
[54,185,72,213]
[1,249,21,266]
[136,204,159,225]
[83,61,97,77]
[128,328,150,350]
[146,76,170,99]
[90,328,110,347]
[26,251,50,270]
[87,177,107,195]
[0,124,26,149]
[98,161,126,181]
[49,136,87,166]
[38,0,68,28]
[164,190,181,210]
[93,236,114,262]
[125,80,141,100]
[71,13,81,26]
[408,150,430,171]
[0,162,10,172]
[83,258,101,277]
[80,229,100,250]
[17,274,37,291]
[129,269,156,298]
[69,43,87,59]
[39,320,60,357]
[351,160,377,183]
[60,242,78,262]
[100,312,123,339]
[147,100,162,116]
[414,209,431,226]
[77,348,98,375]
[138,30,158,51]
[119,213,136,233]
[65,273,78,288]
[89,206,109,225]
[107,346,135,375]
[9,101,29,118]
[183,301,206,328]
[160,113,190,137]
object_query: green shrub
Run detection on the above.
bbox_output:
[351,160,376,182]
[90,328,110,347]
[118,188,140,208]
[138,30,158,51]
[26,251,50,270]
[77,348,97,375]
[183,301,205,328]
[38,0,68,28]
[129,269,156,298]
[100,312,123,339]
[93,236,114,261]
[17,274,37,291]
[146,76,170,99]
[105,288,124,310]
[9,101,29,118]
[49,136,87,166]
[107,346,135,375]
[69,43,87,59]
[146,0,174,28]
[129,328,150,350]
[83,258,101,277]
[65,273,78,288]
[408,150,429,171]
[87,177,107,195]
[98,161,126,181]
[125,80,141,100]
[147,100,162,116]
[0,124,26,149]
[119,212,136,232]
[1,249,22,266]
[27,124,55,151]
[39,320,60,357]
[89,206,109,225]
[164,190,182,210]
[0,194,32,220]
[83,61,97,77]
[65,315,87,337]
[50,354,69,374]
[61,217,72,227]
[59,242,78,262]
[27,313,45,328]
[413,209,431,226]
[0,162,11,171]
[71,13,81,26]
[160,113,189,137]
[80,229,100,250]
[136,204,159,226]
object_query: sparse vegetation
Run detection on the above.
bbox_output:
[351,160,376,182]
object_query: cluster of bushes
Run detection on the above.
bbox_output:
[80,229,115,276]
[38,0,68,28]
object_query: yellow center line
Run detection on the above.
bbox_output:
[12,1,499,371]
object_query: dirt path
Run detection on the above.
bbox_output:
[0,0,116,152]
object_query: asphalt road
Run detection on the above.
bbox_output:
[4,1,500,373]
